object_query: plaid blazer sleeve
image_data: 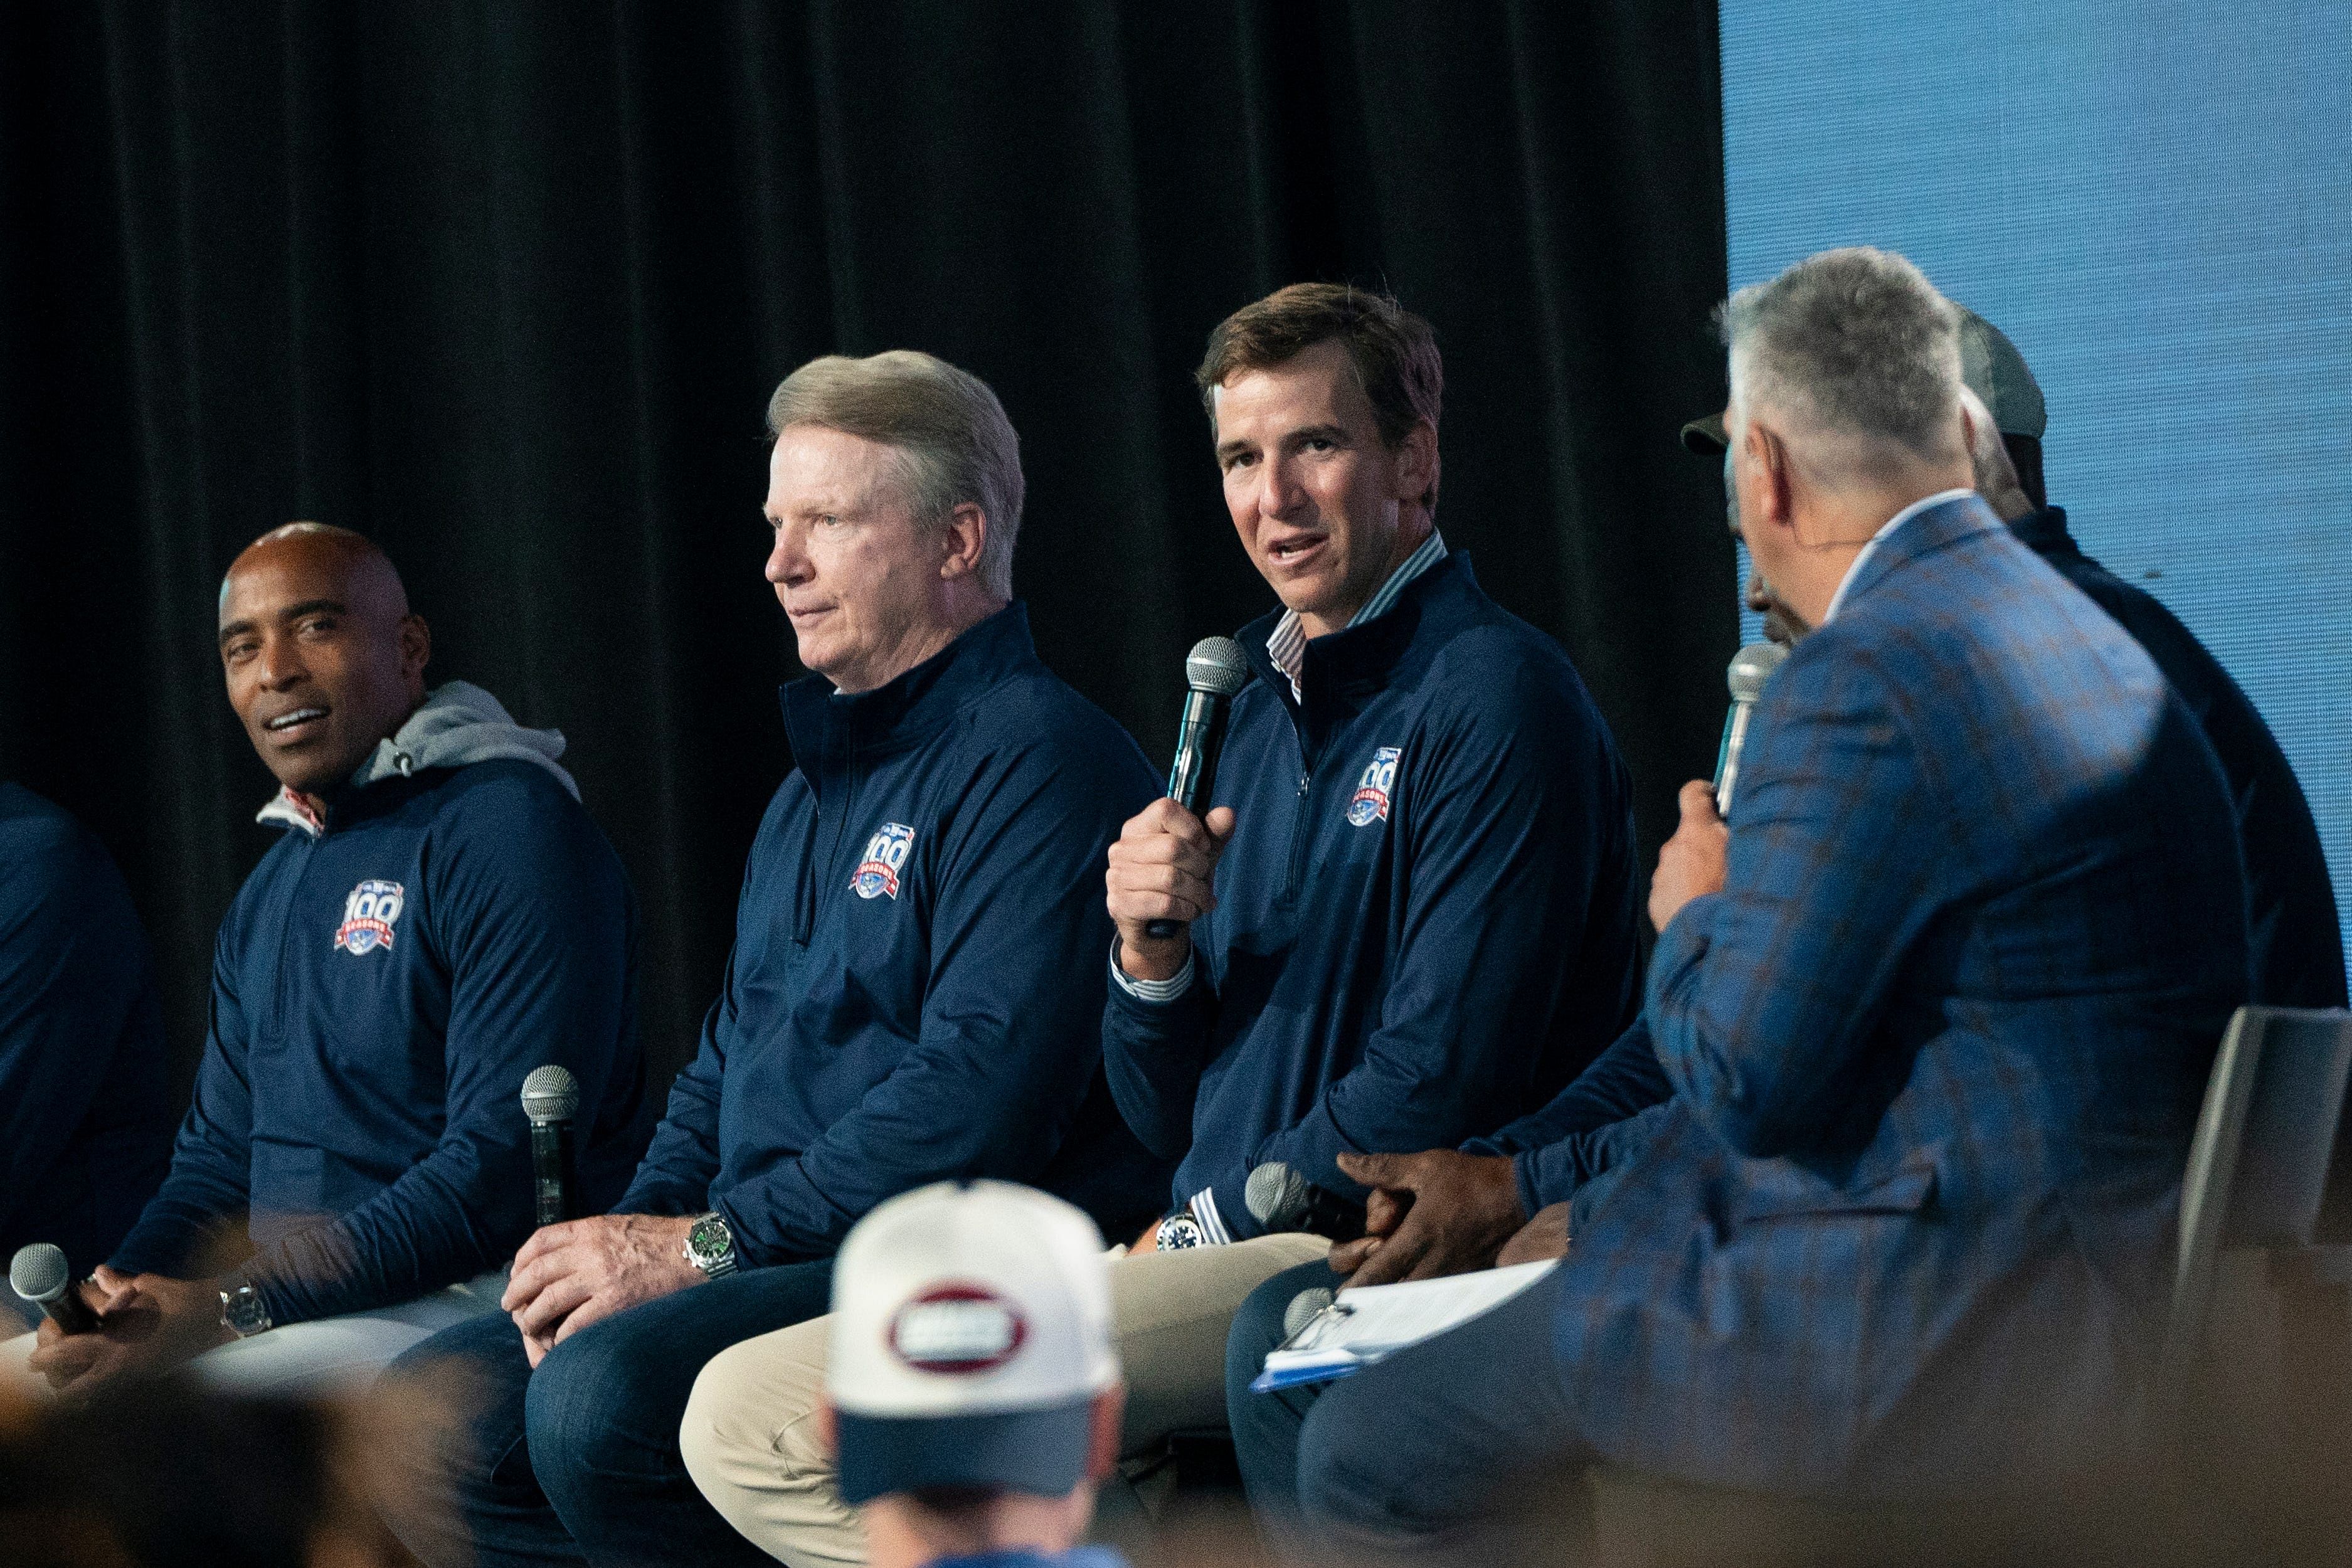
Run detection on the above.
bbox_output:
[1645,642,1954,1159]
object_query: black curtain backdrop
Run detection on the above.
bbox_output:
[0,2,1733,1099]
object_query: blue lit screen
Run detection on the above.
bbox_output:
[1719,1,2352,977]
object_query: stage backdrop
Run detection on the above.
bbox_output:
[0,3,1735,1096]
[1720,0,2352,979]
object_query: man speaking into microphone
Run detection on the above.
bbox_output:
[1258,250,2250,1549]
[1083,285,1643,1471]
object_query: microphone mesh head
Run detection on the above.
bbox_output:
[1184,636,1251,697]
[1244,1162,1308,1229]
[1727,641,1789,702]
[521,1064,581,1125]
[10,1242,68,1303]
[1283,1286,1336,1340]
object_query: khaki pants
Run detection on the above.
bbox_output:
[681,1232,1328,1566]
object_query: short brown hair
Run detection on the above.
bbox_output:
[1196,283,1443,506]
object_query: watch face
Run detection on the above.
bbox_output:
[1156,1215,1206,1251]
[221,1285,271,1336]
[688,1215,733,1264]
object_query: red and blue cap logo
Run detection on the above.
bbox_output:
[886,1283,1029,1375]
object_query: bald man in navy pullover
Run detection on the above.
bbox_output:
[13,525,642,1399]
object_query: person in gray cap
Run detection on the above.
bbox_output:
[1683,306,2343,1009]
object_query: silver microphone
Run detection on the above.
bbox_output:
[1283,1286,1337,1342]
[1245,1162,1367,1241]
[1713,642,1788,818]
[11,1242,98,1335]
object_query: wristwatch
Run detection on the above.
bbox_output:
[219,1277,273,1338]
[1155,1213,1207,1251]
[683,1211,740,1279]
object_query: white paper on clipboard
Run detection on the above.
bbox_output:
[1250,1259,1559,1392]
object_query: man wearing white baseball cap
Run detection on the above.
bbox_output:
[714,1180,1128,1568]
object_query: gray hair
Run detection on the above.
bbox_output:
[1720,247,1964,482]
[766,350,1024,600]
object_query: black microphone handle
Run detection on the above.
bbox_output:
[1301,1187,1368,1244]
[531,1120,579,1227]
[41,1290,100,1336]
[1143,688,1232,941]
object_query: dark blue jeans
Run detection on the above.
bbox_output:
[1225,1260,1589,1552]
[378,1260,835,1568]
[1224,1259,1345,1518]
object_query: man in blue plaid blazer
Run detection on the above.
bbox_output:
[1274,250,2251,1548]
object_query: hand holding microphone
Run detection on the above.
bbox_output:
[1652,642,1786,933]
[1106,638,1249,975]
[522,1064,581,1227]
[11,1243,100,1335]
[1713,640,1787,818]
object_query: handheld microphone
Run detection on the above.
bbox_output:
[1283,1286,1337,1342]
[1245,1162,1367,1242]
[10,1243,99,1335]
[1713,642,1788,818]
[1143,636,1251,940]
[521,1065,581,1227]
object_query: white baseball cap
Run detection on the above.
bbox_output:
[827,1181,1118,1505]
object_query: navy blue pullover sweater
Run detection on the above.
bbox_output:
[0,784,174,1297]
[109,707,645,1324]
[2015,506,2342,1007]
[1101,554,1642,1242]
[614,605,1170,1258]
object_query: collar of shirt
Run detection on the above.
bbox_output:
[1820,489,1974,625]
[1265,529,1449,701]
[256,784,326,837]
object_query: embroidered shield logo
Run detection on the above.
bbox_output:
[1346,746,1401,827]
[850,822,916,901]
[334,879,405,956]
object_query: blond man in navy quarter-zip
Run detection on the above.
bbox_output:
[381,352,1167,1568]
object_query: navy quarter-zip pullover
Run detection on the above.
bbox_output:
[0,784,173,1296]
[109,687,645,1325]
[1102,552,1643,1241]
[615,604,1169,1258]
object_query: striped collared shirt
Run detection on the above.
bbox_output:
[1264,528,1449,701]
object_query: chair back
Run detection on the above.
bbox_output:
[2163,1005,2352,1404]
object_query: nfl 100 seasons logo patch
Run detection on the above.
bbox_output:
[334,880,406,956]
[850,822,916,900]
[1347,746,1401,827]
